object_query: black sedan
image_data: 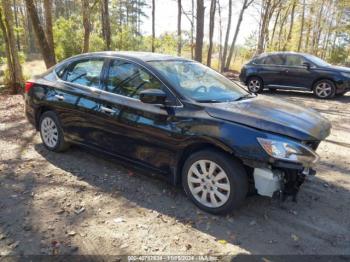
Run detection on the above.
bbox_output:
[239,52,350,99]
[25,52,331,214]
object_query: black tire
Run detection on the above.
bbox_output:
[313,79,336,99]
[247,76,264,93]
[182,149,248,215]
[39,111,70,152]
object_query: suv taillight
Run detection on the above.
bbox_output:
[24,82,35,93]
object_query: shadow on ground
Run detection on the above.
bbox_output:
[1,93,350,256]
[29,142,350,255]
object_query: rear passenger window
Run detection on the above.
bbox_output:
[285,55,306,67]
[64,59,104,88]
[263,55,285,65]
[252,57,265,64]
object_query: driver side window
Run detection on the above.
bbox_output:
[65,59,104,88]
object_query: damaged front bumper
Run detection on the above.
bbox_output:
[253,167,315,201]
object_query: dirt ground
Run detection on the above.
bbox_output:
[0,90,349,257]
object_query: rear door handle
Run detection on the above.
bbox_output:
[101,106,115,114]
[55,94,64,101]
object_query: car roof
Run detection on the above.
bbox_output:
[65,51,191,63]
[257,51,309,57]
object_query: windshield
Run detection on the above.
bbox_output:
[304,54,331,67]
[149,60,248,102]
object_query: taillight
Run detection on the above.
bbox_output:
[25,82,35,93]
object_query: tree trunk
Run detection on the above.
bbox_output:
[217,0,223,71]
[13,0,20,51]
[225,0,251,69]
[0,0,24,93]
[0,9,15,90]
[256,0,278,55]
[25,0,56,68]
[82,0,90,52]
[221,0,232,72]
[101,0,111,50]
[151,0,155,52]
[297,0,305,52]
[282,0,296,51]
[257,0,270,55]
[269,6,281,50]
[191,0,194,59]
[311,0,325,54]
[305,16,312,52]
[277,5,290,50]
[25,3,36,53]
[206,0,216,67]
[195,0,205,63]
[43,0,54,52]
[177,0,182,56]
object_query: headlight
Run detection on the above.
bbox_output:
[340,72,350,78]
[257,138,319,166]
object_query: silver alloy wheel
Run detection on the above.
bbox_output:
[248,79,261,92]
[315,82,332,98]
[41,117,59,148]
[187,160,230,208]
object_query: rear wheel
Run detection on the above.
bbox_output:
[313,80,336,99]
[247,77,263,93]
[39,111,70,152]
[182,150,248,214]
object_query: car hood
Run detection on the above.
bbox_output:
[205,96,331,141]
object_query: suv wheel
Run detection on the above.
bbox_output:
[182,150,248,214]
[247,77,263,93]
[39,111,70,152]
[313,80,336,99]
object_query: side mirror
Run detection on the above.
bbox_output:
[302,62,311,69]
[139,89,167,105]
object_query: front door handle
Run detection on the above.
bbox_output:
[101,106,115,114]
[55,94,64,101]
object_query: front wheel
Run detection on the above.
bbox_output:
[182,150,248,215]
[313,80,336,99]
[39,111,70,152]
[247,77,263,93]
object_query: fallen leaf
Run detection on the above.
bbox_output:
[113,217,126,224]
[120,243,129,249]
[291,234,299,241]
[68,231,76,236]
[74,207,85,215]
